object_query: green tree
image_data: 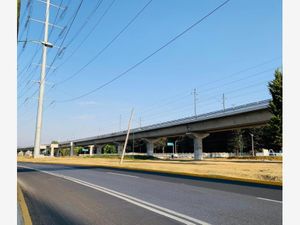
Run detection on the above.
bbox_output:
[74,146,83,156]
[59,148,70,156]
[263,69,282,151]
[103,144,117,154]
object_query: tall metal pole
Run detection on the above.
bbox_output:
[250,133,254,157]
[33,0,51,158]
[132,131,135,153]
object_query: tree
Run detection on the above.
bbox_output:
[74,146,83,156]
[59,148,70,156]
[154,138,167,152]
[263,69,282,151]
[103,144,117,154]
[228,129,245,156]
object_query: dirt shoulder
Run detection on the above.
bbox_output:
[17,156,282,186]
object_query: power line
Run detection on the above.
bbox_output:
[20,0,84,104]
[18,0,66,96]
[18,0,33,42]
[118,57,281,116]
[61,0,105,48]
[55,0,231,103]
[135,78,271,122]
[50,0,113,72]
[18,0,65,84]
[53,0,152,86]
[18,1,34,59]
[49,0,65,35]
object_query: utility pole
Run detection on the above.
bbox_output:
[192,88,198,116]
[222,93,226,111]
[120,109,134,164]
[132,131,135,153]
[33,0,51,158]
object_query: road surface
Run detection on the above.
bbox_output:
[17,162,282,225]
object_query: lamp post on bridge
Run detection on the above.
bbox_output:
[250,133,255,157]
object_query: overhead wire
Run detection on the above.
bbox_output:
[19,0,84,106]
[52,0,152,86]
[53,0,232,103]
[18,0,34,59]
[18,0,66,97]
[47,0,116,79]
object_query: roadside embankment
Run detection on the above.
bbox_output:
[17,156,282,186]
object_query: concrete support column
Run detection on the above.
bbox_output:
[96,144,104,155]
[146,142,154,156]
[50,146,55,157]
[89,145,94,156]
[187,133,210,160]
[70,142,74,156]
[117,144,124,155]
[143,138,160,156]
[50,143,58,157]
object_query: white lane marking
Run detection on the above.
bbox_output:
[106,172,139,178]
[18,165,211,225]
[256,197,282,203]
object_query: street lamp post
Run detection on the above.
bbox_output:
[250,133,254,157]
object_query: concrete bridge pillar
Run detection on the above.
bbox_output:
[143,138,160,156]
[89,145,94,156]
[117,144,124,155]
[96,144,104,155]
[50,146,55,157]
[50,147,54,157]
[187,133,210,160]
[70,142,74,156]
[50,144,58,157]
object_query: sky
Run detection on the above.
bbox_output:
[17,0,282,147]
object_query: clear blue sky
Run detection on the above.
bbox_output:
[17,0,282,147]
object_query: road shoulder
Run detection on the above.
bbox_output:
[17,183,32,225]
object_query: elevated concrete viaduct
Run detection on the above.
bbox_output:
[18,100,272,160]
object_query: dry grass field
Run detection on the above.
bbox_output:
[17,156,282,185]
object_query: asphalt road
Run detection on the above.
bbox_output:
[17,163,282,225]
